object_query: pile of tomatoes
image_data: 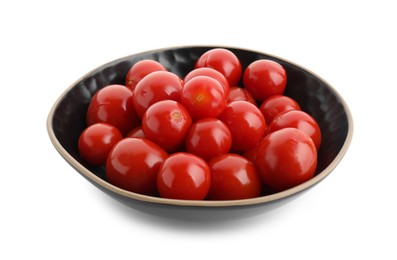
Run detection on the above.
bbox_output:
[78,48,321,200]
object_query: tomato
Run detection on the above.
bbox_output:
[106,137,168,196]
[185,118,232,161]
[157,153,211,200]
[266,110,322,150]
[142,100,192,152]
[255,128,317,192]
[195,48,242,86]
[78,123,123,165]
[243,59,287,102]
[219,101,266,152]
[180,76,227,120]
[86,84,140,135]
[184,67,230,97]
[133,71,183,118]
[227,86,256,105]
[125,60,167,90]
[126,126,145,138]
[259,95,301,125]
[207,154,262,200]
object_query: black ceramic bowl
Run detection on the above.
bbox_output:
[47,46,353,208]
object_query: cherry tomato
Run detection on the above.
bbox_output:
[184,67,230,97]
[86,84,140,135]
[255,128,317,192]
[227,86,256,105]
[106,137,168,196]
[185,118,232,161]
[157,153,211,200]
[126,126,145,138]
[219,101,266,152]
[207,154,262,200]
[266,110,322,150]
[133,71,183,118]
[142,100,192,152]
[243,59,287,102]
[180,76,227,120]
[259,95,301,125]
[125,60,166,90]
[195,48,242,86]
[78,123,123,165]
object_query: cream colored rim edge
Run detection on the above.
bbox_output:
[46,45,354,207]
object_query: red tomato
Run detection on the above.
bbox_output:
[142,100,192,152]
[243,59,287,102]
[255,128,317,191]
[185,118,232,161]
[195,48,242,86]
[125,60,166,90]
[106,137,168,196]
[157,153,211,200]
[219,101,267,152]
[227,86,256,105]
[86,84,140,135]
[180,76,227,120]
[207,154,262,200]
[259,95,301,124]
[184,67,230,97]
[78,123,123,165]
[266,110,322,150]
[133,71,183,118]
[126,126,145,138]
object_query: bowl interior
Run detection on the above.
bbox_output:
[48,46,352,206]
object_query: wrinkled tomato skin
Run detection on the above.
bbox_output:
[86,84,139,135]
[78,123,123,166]
[266,110,322,150]
[106,138,168,196]
[255,128,317,192]
[207,154,262,200]
[157,153,211,200]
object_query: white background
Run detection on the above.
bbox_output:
[1,1,396,259]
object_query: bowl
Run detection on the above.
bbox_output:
[47,45,353,208]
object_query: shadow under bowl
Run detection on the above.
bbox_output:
[47,45,353,211]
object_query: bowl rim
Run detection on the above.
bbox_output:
[46,45,354,207]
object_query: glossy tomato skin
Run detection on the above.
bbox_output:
[126,126,145,139]
[157,153,211,200]
[259,95,301,125]
[142,100,192,152]
[266,110,322,150]
[207,154,262,200]
[227,86,256,105]
[133,71,183,118]
[219,101,267,152]
[243,59,287,102]
[78,123,123,165]
[125,60,166,90]
[86,84,139,135]
[184,67,230,97]
[180,76,227,120]
[195,48,242,86]
[185,118,232,161]
[106,137,168,196]
[255,128,317,192]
